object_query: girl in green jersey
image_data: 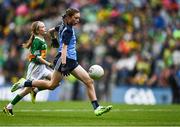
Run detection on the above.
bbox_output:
[3,21,53,116]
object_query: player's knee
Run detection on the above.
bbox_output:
[46,82,57,90]
[85,78,94,87]
[48,85,57,90]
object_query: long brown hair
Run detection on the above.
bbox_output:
[22,21,41,48]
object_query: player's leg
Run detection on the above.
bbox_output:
[72,65,96,101]
[11,70,63,91]
[30,87,37,104]
[71,65,112,116]
[3,87,33,116]
[30,68,53,103]
[30,70,62,89]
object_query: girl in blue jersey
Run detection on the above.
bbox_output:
[12,8,112,116]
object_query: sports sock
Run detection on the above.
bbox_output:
[33,88,39,93]
[91,100,99,110]
[6,103,13,109]
[11,94,23,106]
[24,80,32,87]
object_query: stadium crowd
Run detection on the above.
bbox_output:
[0,0,180,102]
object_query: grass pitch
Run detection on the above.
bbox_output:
[1,101,180,126]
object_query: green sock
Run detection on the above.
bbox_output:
[11,94,23,105]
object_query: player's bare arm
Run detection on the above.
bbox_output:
[47,28,59,48]
[36,56,52,67]
[61,43,67,64]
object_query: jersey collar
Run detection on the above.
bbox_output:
[35,36,45,42]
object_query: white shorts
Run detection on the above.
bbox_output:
[26,62,52,81]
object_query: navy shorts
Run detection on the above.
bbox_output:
[53,52,78,73]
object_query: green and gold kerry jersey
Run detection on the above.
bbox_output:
[28,36,47,63]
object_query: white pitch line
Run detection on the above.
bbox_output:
[14,109,180,112]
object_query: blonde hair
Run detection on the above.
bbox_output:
[23,21,41,48]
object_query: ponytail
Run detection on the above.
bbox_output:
[22,21,40,49]
[22,34,35,49]
[62,14,66,19]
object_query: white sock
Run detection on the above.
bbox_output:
[34,88,39,93]
[6,103,13,109]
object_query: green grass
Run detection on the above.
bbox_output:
[1,101,180,126]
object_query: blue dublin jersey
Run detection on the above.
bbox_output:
[55,23,77,60]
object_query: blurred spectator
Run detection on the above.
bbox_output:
[3,45,22,84]
[0,69,5,86]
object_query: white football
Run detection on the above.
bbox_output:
[88,65,104,80]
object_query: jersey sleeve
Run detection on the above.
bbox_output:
[62,29,73,45]
[40,43,47,59]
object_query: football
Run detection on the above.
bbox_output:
[88,65,104,80]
